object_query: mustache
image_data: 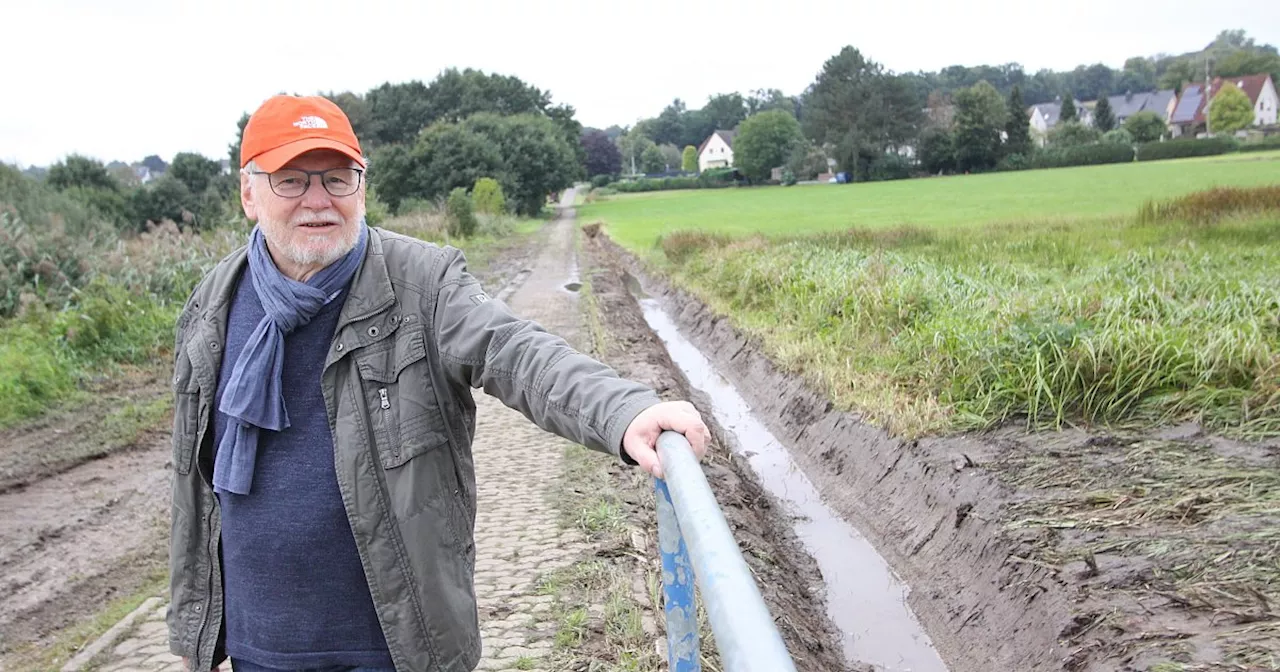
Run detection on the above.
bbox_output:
[289,210,347,226]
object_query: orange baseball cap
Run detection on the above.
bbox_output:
[239,95,365,172]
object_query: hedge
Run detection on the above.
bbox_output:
[1237,136,1280,153]
[1136,137,1240,161]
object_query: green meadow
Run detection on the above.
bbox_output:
[581,154,1280,439]
[579,150,1280,252]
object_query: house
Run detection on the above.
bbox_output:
[1028,98,1093,146]
[697,130,735,172]
[1103,89,1178,125]
[1170,74,1279,137]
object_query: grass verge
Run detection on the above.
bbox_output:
[651,204,1280,440]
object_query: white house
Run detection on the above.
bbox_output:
[1170,74,1278,137]
[697,130,735,172]
[1027,98,1092,146]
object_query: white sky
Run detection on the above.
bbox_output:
[3,0,1276,167]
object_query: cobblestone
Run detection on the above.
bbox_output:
[86,194,594,671]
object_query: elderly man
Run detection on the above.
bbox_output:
[167,95,710,672]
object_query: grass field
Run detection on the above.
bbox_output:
[579,150,1280,252]
[581,156,1280,440]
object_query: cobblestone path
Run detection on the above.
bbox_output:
[88,193,599,671]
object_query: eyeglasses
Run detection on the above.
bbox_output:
[247,167,364,198]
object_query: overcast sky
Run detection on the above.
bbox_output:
[3,0,1277,168]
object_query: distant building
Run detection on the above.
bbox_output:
[697,130,735,172]
[1028,98,1093,146]
[1102,90,1177,125]
[1171,74,1278,137]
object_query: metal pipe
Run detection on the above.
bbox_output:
[656,431,798,672]
[656,478,700,671]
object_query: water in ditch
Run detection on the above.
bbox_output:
[634,291,947,672]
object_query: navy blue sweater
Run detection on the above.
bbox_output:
[214,273,393,670]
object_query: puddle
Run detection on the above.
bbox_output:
[636,295,948,672]
[563,282,582,292]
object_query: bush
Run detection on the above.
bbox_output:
[363,184,391,227]
[1137,137,1240,161]
[1238,135,1280,153]
[864,154,914,182]
[1102,128,1134,145]
[471,177,506,214]
[590,174,614,188]
[1030,143,1134,169]
[996,153,1032,171]
[445,187,477,238]
[1048,122,1103,148]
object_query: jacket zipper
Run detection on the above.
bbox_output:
[378,388,397,460]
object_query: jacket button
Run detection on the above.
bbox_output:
[209,342,219,350]
[368,326,379,337]
[336,343,344,352]
[194,604,202,611]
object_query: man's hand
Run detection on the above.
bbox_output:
[621,401,711,478]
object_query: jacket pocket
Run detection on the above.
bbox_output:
[354,326,450,470]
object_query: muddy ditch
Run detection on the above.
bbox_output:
[578,231,851,671]
[583,229,1280,672]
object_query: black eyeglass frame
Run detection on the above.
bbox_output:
[246,167,365,198]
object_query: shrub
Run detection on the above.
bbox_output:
[1138,185,1280,225]
[1238,135,1280,153]
[996,153,1032,171]
[1102,128,1134,145]
[471,177,506,214]
[1030,143,1134,169]
[445,187,477,238]
[865,154,914,182]
[1048,122,1103,148]
[1137,137,1240,161]
[590,174,614,188]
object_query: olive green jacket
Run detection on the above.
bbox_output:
[167,227,660,671]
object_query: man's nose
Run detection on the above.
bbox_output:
[301,175,334,209]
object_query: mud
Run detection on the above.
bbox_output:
[588,233,1280,672]
[580,229,852,671]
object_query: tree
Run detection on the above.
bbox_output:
[376,112,577,217]
[1048,121,1102,147]
[681,145,698,172]
[48,155,119,192]
[581,129,622,178]
[702,93,747,130]
[471,177,506,214]
[746,88,797,117]
[1102,128,1134,145]
[952,81,1007,172]
[785,142,830,180]
[169,152,221,197]
[917,128,955,174]
[141,155,168,175]
[801,46,924,174]
[640,145,667,174]
[1209,81,1255,134]
[1060,96,1078,123]
[1124,111,1167,143]
[446,187,476,237]
[733,110,804,181]
[652,99,688,147]
[616,132,656,175]
[1004,86,1033,158]
[658,144,683,172]
[1094,96,1116,132]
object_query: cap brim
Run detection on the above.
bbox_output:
[250,138,366,173]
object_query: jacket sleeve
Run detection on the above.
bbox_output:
[430,247,661,460]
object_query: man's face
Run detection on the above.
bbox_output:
[241,149,366,270]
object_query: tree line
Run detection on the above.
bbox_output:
[585,28,1276,184]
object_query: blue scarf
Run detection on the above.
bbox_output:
[212,222,369,496]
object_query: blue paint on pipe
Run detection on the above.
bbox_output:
[656,477,701,671]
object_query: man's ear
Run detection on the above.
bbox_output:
[240,172,258,221]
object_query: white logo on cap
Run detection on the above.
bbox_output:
[292,115,328,129]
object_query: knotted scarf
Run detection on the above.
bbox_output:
[212,222,368,495]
